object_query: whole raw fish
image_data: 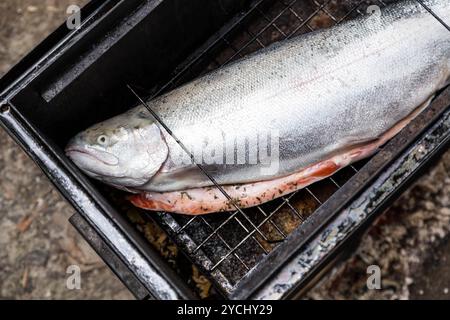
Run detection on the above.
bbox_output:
[66,0,450,215]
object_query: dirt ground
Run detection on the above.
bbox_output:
[0,0,450,300]
[0,0,133,300]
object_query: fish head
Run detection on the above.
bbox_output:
[65,109,168,189]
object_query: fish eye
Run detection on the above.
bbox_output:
[97,135,109,146]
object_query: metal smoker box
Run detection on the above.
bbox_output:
[0,0,449,299]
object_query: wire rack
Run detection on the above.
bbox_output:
[127,0,400,296]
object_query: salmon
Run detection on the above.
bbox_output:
[66,0,450,215]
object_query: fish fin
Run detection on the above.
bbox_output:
[443,78,450,88]
[417,96,434,113]
[362,95,434,152]
[142,164,210,192]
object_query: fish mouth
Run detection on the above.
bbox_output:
[65,146,119,167]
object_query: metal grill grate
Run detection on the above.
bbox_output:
[129,0,399,295]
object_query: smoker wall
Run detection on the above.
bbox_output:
[9,0,249,146]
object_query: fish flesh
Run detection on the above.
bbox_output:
[66,0,450,215]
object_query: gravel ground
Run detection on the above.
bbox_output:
[0,0,133,300]
[1,0,450,300]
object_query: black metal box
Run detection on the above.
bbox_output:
[1,0,449,299]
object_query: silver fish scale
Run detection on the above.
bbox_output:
[138,0,450,192]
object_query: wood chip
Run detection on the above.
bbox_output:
[17,215,34,233]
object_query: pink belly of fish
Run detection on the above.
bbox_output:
[129,105,422,215]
